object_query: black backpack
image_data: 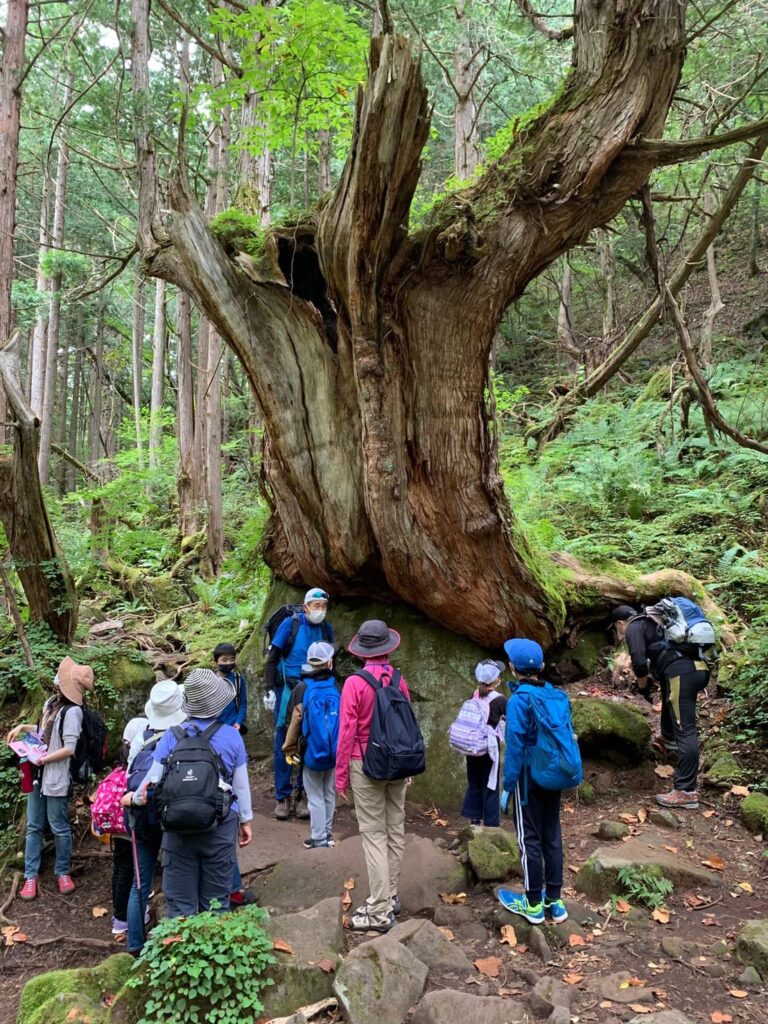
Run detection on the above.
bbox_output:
[154,722,233,834]
[262,604,332,656]
[357,669,426,782]
[125,729,162,840]
[59,703,108,785]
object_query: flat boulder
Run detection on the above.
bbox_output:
[575,837,721,900]
[386,919,472,973]
[736,919,768,977]
[628,1014,694,1024]
[262,897,344,1017]
[571,698,651,763]
[411,990,527,1024]
[586,971,655,1004]
[333,936,427,1024]
[256,833,466,914]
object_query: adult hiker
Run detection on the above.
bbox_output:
[213,642,248,732]
[612,602,711,810]
[282,640,340,848]
[127,669,253,918]
[336,619,425,932]
[264,587,334,820]
[121,679,186,954]
[496,639,581,926]
[7,656,94,900]
[450,660,507,828]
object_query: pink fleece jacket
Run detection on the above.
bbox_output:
[335,659,412,793]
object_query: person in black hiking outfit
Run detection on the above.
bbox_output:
[611,604,710,810]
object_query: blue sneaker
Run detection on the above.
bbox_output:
[497,889,545,924]
[544,897,568,923]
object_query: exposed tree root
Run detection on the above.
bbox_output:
[0,870,21,927]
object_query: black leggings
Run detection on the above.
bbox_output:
[112,837,134,922]
[660,662,709,792]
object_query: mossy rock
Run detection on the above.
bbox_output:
[571,698,650,764]
[569,632,606,676]
[467,831,522,881]
[703,751,746,789]
[18,954,133,1024]
[736,919,768,977]
[578,781,596,805]
[741,793,768,834]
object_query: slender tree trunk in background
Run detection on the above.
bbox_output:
[600,231,616,338]
[700,192,724,366]
[54,334,69,494]
[66,344,83,492]
[317,130,332,194]
[88,306,105,473]
[29,173,51,416]
[39,70,74,485]
[237,92,272,226]
[222,353,231,474]
[176,289,197,537]
[557,260,579,373]
[132,275,146,469]
[148,278,166,470]
[748,177,761,276]
[194,318,210,517]
[453,2,480,179]
[247,386,260,481]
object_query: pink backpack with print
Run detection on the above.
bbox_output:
[91,766,128,837]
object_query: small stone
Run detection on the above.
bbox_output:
[736,919,768,976]
[710,939,730,956]
[528,927,553,962]
[457,922,488,943]
[741,793,768,834]
[699,961,727,978]
[587,971,654,1004]
[432,904,475,927]
[660,936,686,959]
[627,1014,695,1024]
[411,990,528,1024]
[433,836,448,850]
[528,976,574,1018]
[578,781,596,805]
[649,809,682,829]
[596,821,630,840]
[737,964,763,987]
[547,1009,571,1024]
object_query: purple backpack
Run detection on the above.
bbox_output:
[448,693,500,756]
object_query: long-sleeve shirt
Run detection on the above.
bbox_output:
[39,698,82,797]
[503,681,540,793]
[335,659,411,793]
[141,718,253,823]
[264,614,335,690]
[218,670,248,729]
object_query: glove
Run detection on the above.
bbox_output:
[285,754,301,767]
[500,789,511,815]
[263,690,276,713]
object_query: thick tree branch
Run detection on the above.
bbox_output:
[153,0,241,74]
[632,114,768,166]
[513,0,574,41]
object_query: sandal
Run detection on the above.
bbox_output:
[348,909,394,933]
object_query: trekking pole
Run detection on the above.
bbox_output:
[127,810,146,944]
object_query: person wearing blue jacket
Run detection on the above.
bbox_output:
[263,588,334,820]
[497,638,569,927]
[214,643,249,731]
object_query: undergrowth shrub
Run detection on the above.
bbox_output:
[616,865,673,910]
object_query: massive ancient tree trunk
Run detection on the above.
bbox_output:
[133,0,752,646]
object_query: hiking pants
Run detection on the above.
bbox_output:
[461,754,500,827]
[24,787,71,878]
[161,813,237,917]
[513,772,563,905]
[127,831,162,954]
[303,767,336,841]
[659,661,709,793]
[274,682,303,801]
[350,761,407,923]
[111,836,133,922]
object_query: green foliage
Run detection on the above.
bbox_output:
[39,249,90,281]
[129,905,276,1024]
[616,865,673,910]
[0,745,24,854]
[209,209,266,258]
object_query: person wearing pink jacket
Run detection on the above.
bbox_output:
[336,620,411,932]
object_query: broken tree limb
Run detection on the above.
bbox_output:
[665,282,768,456]
[0,554,34,668]
[0,871,21,927]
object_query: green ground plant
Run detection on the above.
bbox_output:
[615,865,673,910]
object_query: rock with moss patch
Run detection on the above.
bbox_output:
[571,698,651,764]
[740,793,768,834]
[703,751,745,789]
[18,954,133,1024]
[596,820,630,840]
[333,936,428,1024]
[574,838,721,900]
[736,919,768,977]
[467,827,522,881]
[578,781,596,805]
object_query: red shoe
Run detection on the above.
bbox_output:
[229,891,244,907]
[57,874,76,895]
[20,877,37,900]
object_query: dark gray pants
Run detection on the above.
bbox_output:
[161,813,237,918]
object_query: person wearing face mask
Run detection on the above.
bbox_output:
[264,588,334,820]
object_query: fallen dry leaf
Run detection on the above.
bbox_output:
[728,990,748,999]
[628,978,648,986]
[702,915,718,927]
[663,845,678,854]
[316,959,336,973]
[273,939,295,955]
[474,956,501,978]
[497,987,523,997]
[702,809,716,819]
[100,995,117,1009]
[568,934,586,947]
[2,926,21,947]
[91,906,109,918]
[619,813,639,824]
[434,818,448,827]
[654,765,674,779]
[343,878,356,890]
[12,932,28,943]
[499,925,517,947]
[438,927,455,942]
[341,891,352,910]
[563,973,584,985]
[599,1001,614,1009]
[615,899,631,913]
[737,882,753,894]
[651,908,670,924]
[702,855,726,871]
[564,801,575,814]
[683,893,706,908]
[711,1013,733,1023]
[516,944,528,954]
[628,1005,653,1014]
[730,785,750,798]
[439,892,468,904]
[638,808,648,823]
[161,935,183,945]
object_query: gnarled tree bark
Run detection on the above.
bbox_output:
[132,0,756,646]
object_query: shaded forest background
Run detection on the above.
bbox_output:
[1,0,768,836]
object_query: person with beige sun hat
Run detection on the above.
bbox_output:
[6,656,94,900]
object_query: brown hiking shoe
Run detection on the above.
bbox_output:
[294,794,310,820]
[274,799,290,820]
[655,789,699,810]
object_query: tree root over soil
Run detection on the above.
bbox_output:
[0,870,21,926]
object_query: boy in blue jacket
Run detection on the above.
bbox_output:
[497,638,573,926]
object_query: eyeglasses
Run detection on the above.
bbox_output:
[307,590,329,601]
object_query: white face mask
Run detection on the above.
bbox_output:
[307,609,326,625]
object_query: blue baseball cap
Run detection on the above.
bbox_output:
[503,638,544,672]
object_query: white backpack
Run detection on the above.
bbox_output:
[448,693,501,756]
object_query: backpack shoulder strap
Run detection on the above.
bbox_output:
[282,611,301,657]
[170,725,186,743]
[390,669,402,690]
[200,721,223,741]
[356,669,382,690]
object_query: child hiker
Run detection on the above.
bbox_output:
[451,660,507,827]
[282,641,339,848]
[496,639,582,926]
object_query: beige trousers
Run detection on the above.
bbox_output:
[350,760,407,921]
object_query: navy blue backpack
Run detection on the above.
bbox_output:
[357,669,426,782]
[125,729,162,839]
